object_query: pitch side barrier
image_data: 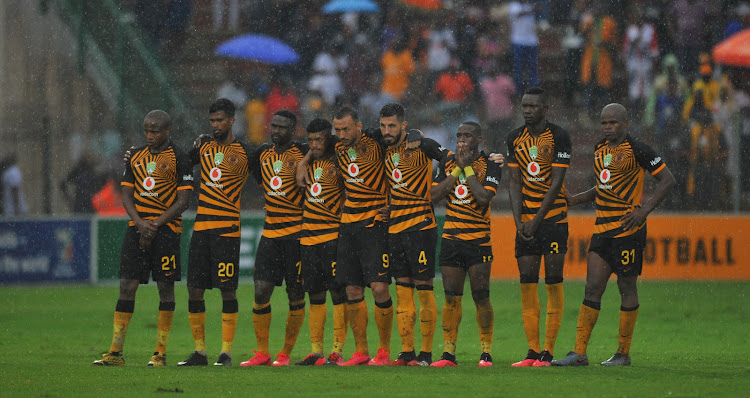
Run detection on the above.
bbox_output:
[3,213,747,284]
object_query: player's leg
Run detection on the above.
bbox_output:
[149,281,175,367]
[335,224,370,365]
[366,223,393,366]
[343,284,371,365]
[468,261,493,367]
[296,243,328,366]
[369,280,394,365]
[273,240,305,366]
[297,290,327,366]
[149,228,181,366]
[513,253,543,366]
[216,288,238,366]
[411,230,438,366]
[537,252,565,366]
[431,264,465,368]
[327,286,348,364]
[242,237,279,366]
[601,274,638,366]
[179,231,210,366]
[392,275,417,365]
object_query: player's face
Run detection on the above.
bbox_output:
[333,115,362,147]
[307,131,327,159]
[210,111,234,141]
[380,115,407,146]
[143,119,169,150]
[600,108,628,144]
[456,124,481,153]
[270,115,295,145]
[521,94,547,126]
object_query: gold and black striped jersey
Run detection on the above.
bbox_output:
[385,138,451,234]
[592,135,666,238]
[335,131,388,226]
[122,142,194,233]
[301,157,343,246]
[433,153,502,246]
[253,142,307,240]
[190,139,252,238]
[506,122,572,224]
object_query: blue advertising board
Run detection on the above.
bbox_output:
[0,219,92,284]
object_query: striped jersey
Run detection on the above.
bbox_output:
[122,142,194,233]
[301,157,343,246]
[190,139,252,238]
[433,153,501,246]
[592,135,666,238]
[335,130,388,226]
[384,138,451,233]
[253,142,307,240]
[506,122,572,223]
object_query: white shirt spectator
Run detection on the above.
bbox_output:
[508,1,538,46]
[2,164,27,216]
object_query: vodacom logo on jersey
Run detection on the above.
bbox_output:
[209,167,222,182]
[392,168,402,182]
[142,177,156,191]
[270,176,283,190]
[599,168,611,183]
[310,182,322,197]
[455,184,469,199]
[348,163,359,177]
[527,161,541,176]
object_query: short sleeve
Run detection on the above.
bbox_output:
[632,139,666,175]
[482,158,502,192]
[121,151,136,187]
[552,127,572,167]
[175,148,194,190]
[505,129,519,167]
[249,144,266,184]
[188,146,200,166]
[420,138,452,161]
[433,157,449,185]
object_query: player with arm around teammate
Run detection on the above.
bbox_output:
[552,103,675,367]
[429,121,503,367]
[93,110,192,366]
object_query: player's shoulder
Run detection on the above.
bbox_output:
[168,141,189,157]
[132,144,149,156]
[507,125,525,140]
[595,137,608,151]
[625,135,653,151]
[547,122,570,138]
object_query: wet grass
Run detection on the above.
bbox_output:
[1,281,748,397]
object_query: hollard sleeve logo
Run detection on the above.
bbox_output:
[270,175,283,190]
[650,156,662,166]
[455,184,469,199]
[599,168,611,183]
[209,167,222,182]
[310,182,322,197]
[557,152,571,159]
[142,176,156,191]
[348,163,359,177]
[485,176,499,185]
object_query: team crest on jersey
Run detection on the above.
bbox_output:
[392,168,402,182]
[458,172,467,184]
[210,167,222,182]
[142,177,156,191]
[391,153,400,166]
[347,148,357,161]
[348,163,359,177]
[529,146,538,159]
[270,175,283,190]
[214,152,225,165]
[314,167,323,181]
[273,160,283,174]
[599,168,611,183]
[146,161,156,174]
[310,182,322,196]
[227,155,238,165]
[527,161,541,176]
[455,184,469,199]
[603,154,613,167]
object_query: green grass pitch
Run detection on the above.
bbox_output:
[1,281,748,397]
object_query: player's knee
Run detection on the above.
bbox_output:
[471,289,490,303]
[286,285,305,302]
[519,274,539,284]
[544,276,563,285]
[118,280,138,300]
[220,289,237,301]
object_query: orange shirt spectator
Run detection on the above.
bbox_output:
[92,179,127,217]
[434,67,474,102]
[381,40,415,100]
[581,13,617,88]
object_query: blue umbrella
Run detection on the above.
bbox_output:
[323,0,380,13]
[215,34,299,65]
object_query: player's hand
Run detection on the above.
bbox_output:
[377,206,390,222]
[123,146,135,166]
[455,142,473,168]
[620,206,647,231]
[139,234,153,252]
[194,134,213,148]
[488,152,505,167]
[519,219,540,241]
[405,129,423,150]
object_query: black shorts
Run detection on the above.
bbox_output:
[390,228,437,280]
[335,220,390,287]
[589,227,647,277]
[254,236,302,288]
[300,240,342,293]
[187,230,240,290]
[439,238,494,270]
[120,226,181,284]
[515,222,568,258]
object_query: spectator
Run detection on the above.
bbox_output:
[645,54,689,130]
[344,41,377,106]
[480,64,516,153]
[454,8,482,84]
[580,4,618,119]
[561,0,586,105]
[434,59,474,105]
[380,37,416,101]
[623,8,659,123]
[667,0,719,79]
[681,54,720,122]
[91,177,127,217]
[425,17,457,87]
[308,45,345,107]
[212,0,239,32]
[60,153,102,214]
[0,154,27,216]
[508,0,539,93]
[265,76,300,131]
[475,22,505,80]
[245,90,267,146]
[217,71,248,137]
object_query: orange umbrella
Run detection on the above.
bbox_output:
[401,0,442,10]
[713,29,750,68]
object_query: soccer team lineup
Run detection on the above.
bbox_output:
[97,88,674,369]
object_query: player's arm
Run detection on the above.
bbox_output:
[151,189,191,230]
[565,186,596,206]
[467,158,500,207]
[296,151,313,187]
[455,144,494,206]
[406,129,424,150]
[420,137,451,161]
[621,144,676,231]
[431,159,456,202]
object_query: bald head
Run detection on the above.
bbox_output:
[601,103,627,122]
[144,110,172,129]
